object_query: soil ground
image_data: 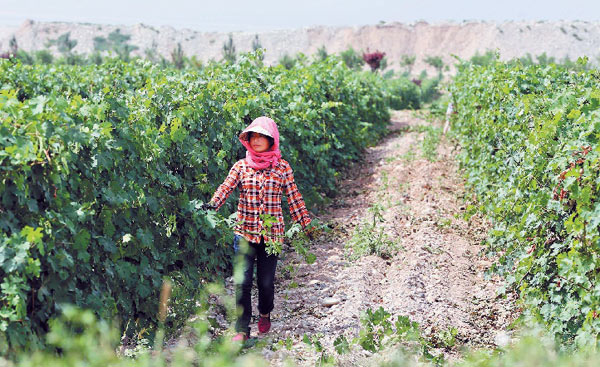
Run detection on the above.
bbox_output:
[195,110,517,366]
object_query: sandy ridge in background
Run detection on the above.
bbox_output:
[1,19,599,74]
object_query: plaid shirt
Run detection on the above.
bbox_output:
[210,159,311,244]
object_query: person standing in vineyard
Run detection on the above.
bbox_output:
[205,116,313,342]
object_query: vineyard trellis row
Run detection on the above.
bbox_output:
[450,57,600,345]
[0,53,398,354]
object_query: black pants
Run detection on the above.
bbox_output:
[233,235,278,335]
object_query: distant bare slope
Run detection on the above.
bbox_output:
[1,19,599,73]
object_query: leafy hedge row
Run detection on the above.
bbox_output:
[384,77,422,110]
[0,54,393,354]
[449,58,600,345]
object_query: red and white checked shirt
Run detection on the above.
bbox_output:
[209,158,311,244]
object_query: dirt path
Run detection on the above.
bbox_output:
[210,111,517,365]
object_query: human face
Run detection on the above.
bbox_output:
[248,132,271,153]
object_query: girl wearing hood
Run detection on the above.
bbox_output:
[207,116,312,342]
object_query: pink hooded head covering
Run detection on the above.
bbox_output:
[239,116,282,170]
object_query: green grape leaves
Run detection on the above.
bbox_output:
[0,54,396,354]
[451,59,600,346]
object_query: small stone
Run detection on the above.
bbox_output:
[327,255,340,262]
[262,349,275,360]
[321,297,341,307]
[494,331,511,347]
[308,280,320,286]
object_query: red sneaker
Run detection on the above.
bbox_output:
[232,332,248,342]
[258,314,271,334]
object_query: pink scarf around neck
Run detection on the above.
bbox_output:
[239,116,282,170]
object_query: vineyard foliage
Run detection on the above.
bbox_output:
[0,53,400,354]
[385,77,422,110]
[450,57,600,345]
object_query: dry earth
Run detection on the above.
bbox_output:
[190,110,517,366]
